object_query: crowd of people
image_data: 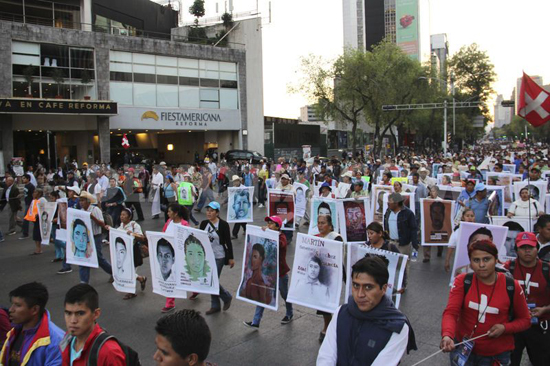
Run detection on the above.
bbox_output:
[2,141,550,365]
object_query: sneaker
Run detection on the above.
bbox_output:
[0,238,4,242]
[281,315,293,324]
[57,268,73,275]
[161,306,175,313]
[258,204,264,208]
[8,231,17,236]
[243,321,259,330]
[18,235,29,240]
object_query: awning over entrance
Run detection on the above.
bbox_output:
[0,98,118,115]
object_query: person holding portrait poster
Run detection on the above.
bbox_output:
[340,199,368,242]
[243,216,294,329]
[309,198,339,236]
[288,217,343,342]
[174,225,219,295]
[237,224,279,310]
[25,189,47,255]
[450,221,508,284]
[268,189,295,232]
[228,176,253,239]
[510,185,546,217]
[38,201,57,245]
[318,257,416,366]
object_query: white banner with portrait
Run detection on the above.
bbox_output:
[65,208,99,268]
[308,197,340,235]
[151,186,162,217]
[382,192,415,217]
[345,242,407,309]
[227,186,254,223]
[38,202,57,245]
[450,222,508,285]
[237,225,279,311]
[485,172,514,208]
[293,182,309,218]
[287,233,343,314]
[371,185,394,223]
[267,189,296,231]
[109,229,136,294]
[513,180,547,209]
[174,225,220,295]
[55,198,68,241]
[147,231,187,299]
[420,199,455,246]
[338,199,369,242]
[490,216,537,260]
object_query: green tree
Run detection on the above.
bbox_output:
[494,115,550,143]
[189,0,205,26]
[293,42,436,156]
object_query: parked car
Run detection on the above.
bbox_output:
[225,150,266,164]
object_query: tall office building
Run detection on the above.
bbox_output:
[494,94,513,128]
[343,0,430,62]
[430,33,448,84]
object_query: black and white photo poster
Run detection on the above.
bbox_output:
[38,202,57,245]
[147,231,187,299]
[109,229,136,294]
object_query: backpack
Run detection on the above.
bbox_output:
[88,332,141,366]
[463,272,515,320]
[508,259,550,289]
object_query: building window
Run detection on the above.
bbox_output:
[11,41,96,99]
[0,0,80,29]
[109,51,239,110]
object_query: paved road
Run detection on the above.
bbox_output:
[0,199,526,366]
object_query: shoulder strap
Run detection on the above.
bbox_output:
[88,332,114,366]
[509,260,516,275]
[504,275,515,320]
[463,273,474,296]
[542,261,550,289]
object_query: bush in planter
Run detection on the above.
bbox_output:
[80,69,92,100]
[50,68,65,99]
[23,65,36,97]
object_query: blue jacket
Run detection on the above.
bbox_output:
[1,310,64,366]
[383,206,419,249]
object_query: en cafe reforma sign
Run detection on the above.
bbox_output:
[0,98,118,115]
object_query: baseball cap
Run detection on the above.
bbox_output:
[207,201,221,211]
[281,174,290,180]
[232,175,241,181]
[265,216,283,227]
[474,182,486,192]
[515,232,538,248]
[67,186,81,195]
[128,167,135,173]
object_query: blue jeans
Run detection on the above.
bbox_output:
[211,258,232,309]
[252,274,293,326]
[51,226,64,259]
[197,189,215,210]
[450,350,510,366]
[79,234,112,283]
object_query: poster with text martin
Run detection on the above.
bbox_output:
[65,208,98,268]
[174,225,219,295]
[38,201,57,245]
[147,231,187,299]
[287,233,343,314]
[345,242,407,309]
[109,228,136,294]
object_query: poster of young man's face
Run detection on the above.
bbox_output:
[57,200,68,229]
[490,216,535,260]
[343,200,367,242]
[371,185,394,223]
[308,198,339,235]
[157,238,175,282]
[268,190,295,231]
[421,199,454,245]
[228,187,254,223]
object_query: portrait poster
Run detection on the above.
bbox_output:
[308,197,339,235]
[265,178,277,190]
[490,216,536,260]
[513,180,547,208]
[437,173,454,185]
[502,164,516,173]
[432,163,441,177]
[227,186,254,223]
[335,182,351,199]
[293,182,309,218]
[485,185,505,217]
[174,225,219,295]
[450,222,508,285]
[65,208,98,268]
[437,185,462,201]
[345,242,407,309]
[485,173,513,208]
[237,225,279,311]
[338,199,369,242]
[371,185,394,223]
[382,192,415,216]
[402,184,417,194]
[146,231,187,299]
[267,189,295,231]
[108,229,136,294]
[57,198,68,230]
[420,199,455,246]
[287,233,343,313]
[38,202,57,245]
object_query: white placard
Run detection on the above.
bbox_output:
[38,202,57,245]
[308,197,340,235]
[109,229,136,294]
[420,199,455,246]
[147,231,187,299]
[227,186,254,223]
[65,208,99,268]
[293,182,309,218]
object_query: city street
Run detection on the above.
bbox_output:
[0,200,509,365]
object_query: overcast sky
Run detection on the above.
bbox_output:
[176,0,550,119]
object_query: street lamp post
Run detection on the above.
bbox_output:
[443,100,448,156]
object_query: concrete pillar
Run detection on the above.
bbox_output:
[80,0,93,31]
[94,48,110,100]
[97,117,110,164]
[0,115,14,174]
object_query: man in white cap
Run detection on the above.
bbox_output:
[418,167,435,187]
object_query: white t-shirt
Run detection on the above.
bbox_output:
[206,221,225,259]
[448,228,460,248]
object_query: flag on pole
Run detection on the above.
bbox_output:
[122,133,130,149]
[518,72,550,127]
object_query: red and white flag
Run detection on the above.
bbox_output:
[518,72,550,127]
[122,133,130,149]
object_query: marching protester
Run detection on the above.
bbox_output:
[243,216,293,329]
[154,309,212,366]
[441,240,531,365]
[1,176,21,236]
[1,282,64,365]
[503,232,550,366]
[19,174,35,239]
[229,175,247,239]
[199,202,234,315]
[61,284,128,365]
[103,177,126,228]
[317,256,416,365]
[123,168,144,222]
[465,183,490,224]
[445,208,477,272]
